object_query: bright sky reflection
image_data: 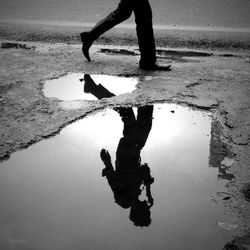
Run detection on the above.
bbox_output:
[0,103,234,250]
[43,73,138,101]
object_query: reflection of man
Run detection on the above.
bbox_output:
[83,74,154,227]
[209,121,235,181]
[80,0,171,70]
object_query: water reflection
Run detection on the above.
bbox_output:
[209,120,235,181]
[0,96,235,249]
[84,74,154,227]
[43,73,138,101]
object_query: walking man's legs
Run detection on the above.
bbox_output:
[81,0,171,70]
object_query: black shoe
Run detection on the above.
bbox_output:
[83,74,115,99]
[83,74,96,93]
[140,63,171,71]
[80,32,92,61]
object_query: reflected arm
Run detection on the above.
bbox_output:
[145,183,154,207]
[100,149,114,177]
[141,163,154,207]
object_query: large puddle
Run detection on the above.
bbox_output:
[0,103,235,250]
[43,73,138,101]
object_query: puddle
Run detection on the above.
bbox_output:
[98,48,207,63]
[1,42,35,50]
[100,48,137,56]
[0,103,235,250]
[99,48,213,58]
[155,49,212,63]
[156,49,213,57]
[43,73,138,101]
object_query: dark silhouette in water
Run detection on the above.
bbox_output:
[80,0,171,70]
[83,74,154,227]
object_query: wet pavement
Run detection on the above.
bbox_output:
[0,41,250,250]
[0,102,235,250]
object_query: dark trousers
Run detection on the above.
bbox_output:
[88,0,156,66]
[115,106,153,171]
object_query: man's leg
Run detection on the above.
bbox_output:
[133,0,171,70]
[133,0,156,68]
[81,0,133,61]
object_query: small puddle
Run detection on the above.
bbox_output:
[43,73,138,101]
[0,103,235,249]
[1,42,36,50]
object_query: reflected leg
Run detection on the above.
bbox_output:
[83,74,115,99]
[135,106,154,149]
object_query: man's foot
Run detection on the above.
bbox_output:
[139,63,171,71]
[83,74,115,99]
[80,32,92,61]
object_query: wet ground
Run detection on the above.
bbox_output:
[0,103,236,250]
[0,40,250,249]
